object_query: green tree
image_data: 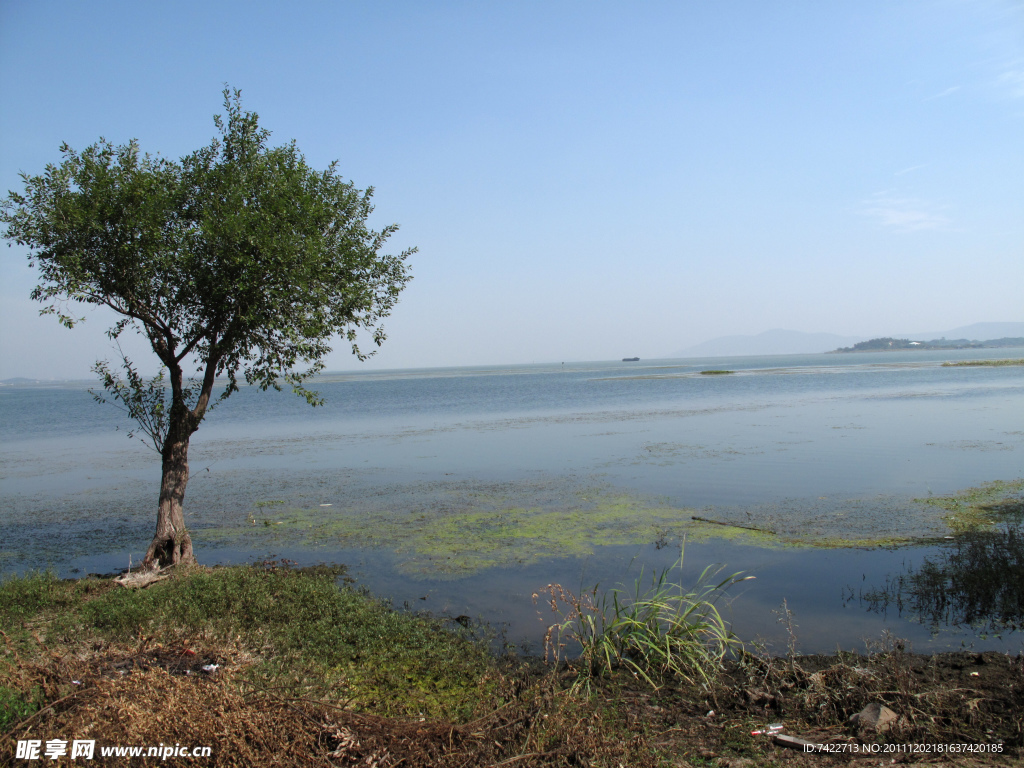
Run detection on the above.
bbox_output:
[1,90,414,569]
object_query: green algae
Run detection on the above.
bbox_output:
[198,486,786,578]
[195,489,890,578]
[915,478,1024,535]
[193,478,1024,578]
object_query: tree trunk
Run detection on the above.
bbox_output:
[143,427,196,569]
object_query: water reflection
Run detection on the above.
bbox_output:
[857,517,1024,634]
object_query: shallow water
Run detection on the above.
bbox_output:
[2,349,1023,653]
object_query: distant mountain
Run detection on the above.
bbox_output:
[671,322,1024,359]
[671,330,864,358]
[898,322,1024,342]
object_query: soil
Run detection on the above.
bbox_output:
[7,642,1021,767]
[618,647,1023,767]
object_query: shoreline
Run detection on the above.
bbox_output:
[4,478,1021,659]
[2,565,1020,766]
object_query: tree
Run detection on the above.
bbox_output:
[1,89,414,570]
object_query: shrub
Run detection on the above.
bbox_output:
[536,545,752,690]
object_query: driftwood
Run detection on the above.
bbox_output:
[114,563,177,589]
[690,516,775,535]
[772,734,822,751]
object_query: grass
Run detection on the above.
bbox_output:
[0,684,44,732]
[2,561,1021,766]
[0,564,494,722]
[700,369,734,375]
[941,358,1024,367]
[536,545,753,691]
[0,563,663,767]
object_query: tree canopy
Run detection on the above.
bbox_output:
[2,89,414,568]
[4,89,413,402]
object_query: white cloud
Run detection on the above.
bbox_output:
[996,66,1024,99]
[893,164,927,176]
[923,85,961,101]
[860,194,952,233]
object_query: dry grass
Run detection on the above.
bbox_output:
[3,566,1022,767]
[3,645,658,767]
[0,568,658,767]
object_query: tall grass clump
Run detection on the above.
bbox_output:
[536,545,753,691]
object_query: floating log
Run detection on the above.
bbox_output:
[690,516,775,534]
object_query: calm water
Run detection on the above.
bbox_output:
[2,348,1023,654]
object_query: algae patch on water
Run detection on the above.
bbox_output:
[197,483,781,578]
[194,477,1024,578]
[915,478,1024,534]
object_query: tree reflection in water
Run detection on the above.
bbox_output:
[857,517,1024,635]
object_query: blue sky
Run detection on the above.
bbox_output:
[1,0,1022,378]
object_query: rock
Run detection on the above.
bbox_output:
[848,702,899,734]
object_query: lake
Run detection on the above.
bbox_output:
[2,348,1022,655]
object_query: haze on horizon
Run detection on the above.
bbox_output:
[2,1,1022,380]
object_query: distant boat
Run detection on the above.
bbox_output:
[622,357,640,362]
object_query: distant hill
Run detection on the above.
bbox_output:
[833,336,1024,353]
[899,322,1024,341]
[672,330,864,358]
[672,323,1024,359]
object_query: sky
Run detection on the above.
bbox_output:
[1,0,1022,379]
